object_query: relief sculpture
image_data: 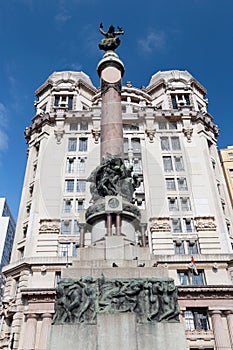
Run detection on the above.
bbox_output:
[53,277,180,325]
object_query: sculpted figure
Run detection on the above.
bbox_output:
[99,23,124,51]
[88,156,140,201]
[78,277,96,323]
[53,282,72,324]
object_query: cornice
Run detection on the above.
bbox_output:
[178,285,233,299]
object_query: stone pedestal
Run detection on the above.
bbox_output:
[47,314,186,350]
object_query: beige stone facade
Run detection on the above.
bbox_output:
[220,146,233,210]
[0,70,233,349]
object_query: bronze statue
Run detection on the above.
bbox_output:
[99,23,124,51]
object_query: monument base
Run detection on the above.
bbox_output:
[47,314,186,350]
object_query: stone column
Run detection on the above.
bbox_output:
[97,51,124,159]
[116,214,121,236]
[38,313,53,350]
[79,224,85,248]
[107,214,112,236]
[140,224,147,247]
[225,310,233,349]
[210,310,229,350]
[23,313,38,349]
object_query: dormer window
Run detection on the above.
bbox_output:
[54,95,73,110]
[171,94,190,109]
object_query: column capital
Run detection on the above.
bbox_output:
[25,313,38,320]
[224,310,233,316]
[41,313,53,319]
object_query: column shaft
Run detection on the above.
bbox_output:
[38,313,53,350]
[210,310,229,350]
[23,313,38,350]
[225,311,233,349]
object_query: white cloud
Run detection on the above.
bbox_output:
[54,0,72,24]
[0,103,8,152]
[138,31,166,53]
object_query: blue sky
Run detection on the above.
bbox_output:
[0,0,233,219]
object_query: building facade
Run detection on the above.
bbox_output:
[0,198,16,301]
[0,198,16,272]
[220,146,233,210]
[0,69,233,349]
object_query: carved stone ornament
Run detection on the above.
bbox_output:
[195,216,217,231]
[39,219,60,234]
[182,128,193,142]
[91,129,101,143]
[54,129,65,144]
[52,277,180,325]
[101,78,121,96]
[145,129,156,143]
[150,218,171,233]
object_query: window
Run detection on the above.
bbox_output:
[161,137,170,151]
[59,242,77,257]
[133,159,142,173]
[181,197,191,211]
[123,124,139,131]
[172,218,182,233]
[77,158,86,174]
[76,180,86,192]
[229,169,233,183]
[123,139,129,153]
[178,271,189,285]
[158,121,167,130]
[158,121,177,130]
[63,199,73,213]
[178,178,188,191]
[66,158,75,173]
[178,271,204,286]
[188,240,199,254]
[184,309,209,331]
[26,205,31,218]
[76,200,84,212]
[65,180,74,192]
[59,243,69,257]
[174,241,185,254]
[166,178,176,191]
[79,138,88,152]
[70,122,78,131]
[33,164,37,179]
[54,95,73,110]
[68,138,77,152]
[73,220,80,235]
[61,220,72,234]
[184,218,193,233]
[168,197,179,211]
[171,137,181,150]
[163,156,173,172]
[132,139,141,154]
[174,156,184,171]
[171,94,190,109]
[169,122,177,130]
[80,121,88,130]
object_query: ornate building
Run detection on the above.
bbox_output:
[220,145,233,210]
[0,51,233,349]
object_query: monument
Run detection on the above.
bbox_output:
[48,24,186,350]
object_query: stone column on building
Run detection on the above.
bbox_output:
[210,310,229,350]
[225,310,233,349]
[97,51,124,160]
[23,313,38,349]
[38,313,53,350]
